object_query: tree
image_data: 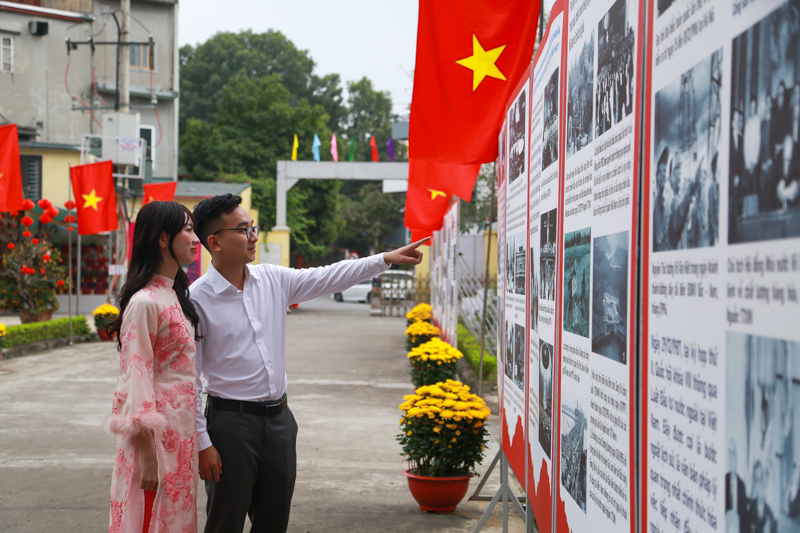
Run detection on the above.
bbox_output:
[179,30,346,135]
[336,184,405,256]
[180,73,341,261]
[460,164,497,234]
[341,77,399,162]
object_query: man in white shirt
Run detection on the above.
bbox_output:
[189,194,426,533]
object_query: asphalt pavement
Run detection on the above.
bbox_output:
[0,296,525,532]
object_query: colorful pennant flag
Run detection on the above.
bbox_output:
[312,134,322,162]
[70,160,119,235]
[386,136,396,162]
[142,181,178,205]
[409,0,540,168]
[331,134,339,162]
[348,138,355,162]
[291,134,299,161]
[369,136,379,162]
[404,164,454,231]
[0,124,24,213]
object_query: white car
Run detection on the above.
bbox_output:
[332,279,373,303]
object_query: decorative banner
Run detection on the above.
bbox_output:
[527,3,566,529]
[642,2,800,533]
[436,201,460,347]
[555,0,642,532]
[0,123,24,213]
[503,71,531,489]
[142,181,177,205]
[70,160,119,236]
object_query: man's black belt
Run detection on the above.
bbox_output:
[208,393,288,415]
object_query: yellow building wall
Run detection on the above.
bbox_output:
[20,148,80,206]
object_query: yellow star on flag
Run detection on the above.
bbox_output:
[428,189,447,200]
[82,189,103,211]
[0,172,3,179]
[456,35,507,91]
[148,196,155,203]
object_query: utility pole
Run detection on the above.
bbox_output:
[119,0,131,114]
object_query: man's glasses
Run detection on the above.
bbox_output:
[212,225,260,239]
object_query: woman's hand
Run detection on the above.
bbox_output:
[134,429,159,491]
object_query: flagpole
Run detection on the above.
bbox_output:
[67,161,73,345]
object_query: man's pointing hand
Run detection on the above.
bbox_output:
[383,237,430,266]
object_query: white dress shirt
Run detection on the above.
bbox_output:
[190,254,389,451]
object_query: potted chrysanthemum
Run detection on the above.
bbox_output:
[406,303,432,326]
[0,322,6,353]
[408,338,463,388]
[92,303,119,341]
[405,321,441,350]
[397,380,490,513]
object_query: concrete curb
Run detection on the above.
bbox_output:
[0,335,93,361]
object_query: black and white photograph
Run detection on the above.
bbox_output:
[657,0,674,17]
[539,339,554,459]
[653,48,723,252]
[506,230,527,296]
[560,387,588,513]
[508,88,528,184]
[726,331,800,532]
[543,68,560,171]
[729,1,800,244]
[513,323,525,392]
[540,208,558,302]
[530,247,539,333]
[567,30,595,158]
[563,228,591,339]
[505,319,514,382]
[591,231,629,364]
[595,0,635,138]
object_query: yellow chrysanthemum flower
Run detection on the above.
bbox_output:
[433,426,441,433]
[92,303,120,317]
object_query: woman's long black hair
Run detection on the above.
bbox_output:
[107,201,201,349]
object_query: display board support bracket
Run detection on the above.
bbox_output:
[469,449,530,533]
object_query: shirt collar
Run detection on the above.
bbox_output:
[151,273,174,289]
[207,261,251,294]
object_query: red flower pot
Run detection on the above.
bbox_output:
[402,470,472,513]
[97,329,117,342]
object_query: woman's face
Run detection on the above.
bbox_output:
[171,215,200,265]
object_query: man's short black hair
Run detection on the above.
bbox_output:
[193,193,243,251]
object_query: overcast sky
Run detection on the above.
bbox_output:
[179,0,557,117]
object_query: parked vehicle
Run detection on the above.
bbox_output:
[332,279,373,303]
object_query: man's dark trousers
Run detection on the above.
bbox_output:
[204,401,298,533]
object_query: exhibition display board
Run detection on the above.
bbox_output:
[642,2,800,533]
[503,71,533,490]
[526,3,565,530]
[431,201,460,347]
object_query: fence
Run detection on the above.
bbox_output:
[457,255,497,356]
[376,271,421,317]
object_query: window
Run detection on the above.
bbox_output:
[1,36,12,73]
[20,155,42,201]
[129,43,153,70]
[139,125,156,172]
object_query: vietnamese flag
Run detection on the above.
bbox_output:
[409,0,540,169]
[0,124,23,213]
[404,161,458,231]
[142,181,178,205]
[70,160,119,235]
[408,158,481,203]
[410,228,433,245]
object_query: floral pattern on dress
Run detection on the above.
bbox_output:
[107,274,198,533]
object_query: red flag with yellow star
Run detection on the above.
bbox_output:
[142,181,177,205]
[70,160,118,235]
[405,158,477,231]
[409,0,540,171]
[0,124,24,213]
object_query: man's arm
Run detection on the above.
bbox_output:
[285,238,429,304]
[193,320,222,482]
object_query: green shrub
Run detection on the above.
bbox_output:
[457,323,496,383]
[4,316,91,348]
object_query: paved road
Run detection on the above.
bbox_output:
[0,297,525,532]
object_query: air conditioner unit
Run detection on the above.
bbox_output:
[28,21,48,36]
[101,113,141,166]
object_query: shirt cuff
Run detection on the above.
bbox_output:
[377,252,391,270]
[198,430,213,451]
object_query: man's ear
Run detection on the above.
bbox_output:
[207,234,222,253]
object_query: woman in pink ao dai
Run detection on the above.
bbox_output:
[106,201,202,533]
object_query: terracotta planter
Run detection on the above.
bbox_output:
[402,470,472,513]
[97,329,117,342]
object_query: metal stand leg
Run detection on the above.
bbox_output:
[470,449,527,533]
